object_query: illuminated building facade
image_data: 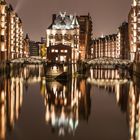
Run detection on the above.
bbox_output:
[78,14,92,60]
[46,12,80,63]
[118,22,130,60]
[46,12,93,62]
[7,4,24,60]
[90,34,118,59]
[0,0,7,62]
[128,0,140,62]
[0,0,27,63]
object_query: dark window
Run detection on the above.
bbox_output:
[0,35,4,42]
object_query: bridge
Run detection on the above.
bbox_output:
[85,57,132,66]
[10,57,46,64]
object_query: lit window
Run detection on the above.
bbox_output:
[134,17,137,22]
[133,24,137,30]
[60,56,66,61]
[55,50,58,53]
[138,19,140,23]
[52,49,54,52]
[134,37,137,43]
[65,50,68,53]
[56,57,58,61]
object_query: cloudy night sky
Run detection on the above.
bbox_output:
[6,0,131,41]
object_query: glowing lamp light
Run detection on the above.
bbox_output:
[53,66,57,71]
[1,91,5,103]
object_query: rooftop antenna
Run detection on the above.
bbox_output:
[101,33,104,38]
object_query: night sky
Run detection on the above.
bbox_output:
[6,0,131,41]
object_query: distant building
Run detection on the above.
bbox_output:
[118,22,129,60]
[90,22,129,60]
[29,41,40,57]
[78,14,93,60]
[36,42,46,59]
[41,37,46,44]
[90,34,118,59]
[46,12,80,63]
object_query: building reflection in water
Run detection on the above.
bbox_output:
[0,64,44,140]
[87,68,130,109]
[0,71,24,140]
[88,68,140,140]
[41,76,91,136]
[128,80,140,140]
[1,64,140,140]
[22,64,44,84]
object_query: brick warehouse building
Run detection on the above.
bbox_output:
[46,12,93,62]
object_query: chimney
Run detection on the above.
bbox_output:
[52,14,56,23]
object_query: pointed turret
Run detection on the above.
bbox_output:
[72,14,79,28]
[132,0,137,6]
[25,33,30,41]
[8,4,14,11]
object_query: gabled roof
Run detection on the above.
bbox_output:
[49,12,79,30]
[0,0,6,5]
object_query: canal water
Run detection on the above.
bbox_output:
[0,64,139,140]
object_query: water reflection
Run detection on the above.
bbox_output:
[41,77,91,136]
[127,80,140,140]
[87,68,130,103]
[0,73,24,140]
[88,68,140,140]
[0,65,140,140]
[0,64,44,140]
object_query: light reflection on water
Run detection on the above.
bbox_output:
[41,77,91,136]
[0,65,139,140]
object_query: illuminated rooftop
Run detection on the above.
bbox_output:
[49,12,79,30]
